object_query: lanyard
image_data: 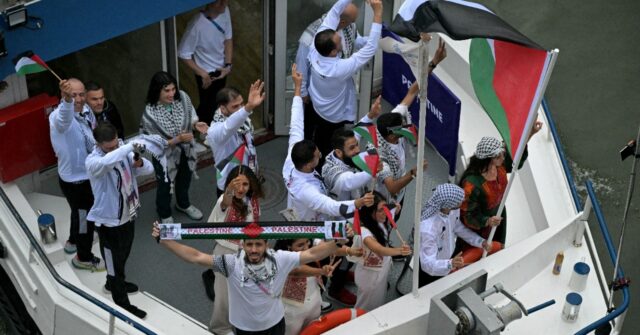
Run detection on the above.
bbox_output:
[202,12,225,34]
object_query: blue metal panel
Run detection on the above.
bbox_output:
[0,0,211,79]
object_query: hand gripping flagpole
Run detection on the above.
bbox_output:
[411,37,430,297]
[482,49,560,258]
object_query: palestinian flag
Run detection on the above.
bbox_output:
[470,39,552,160]
[215,144,246,178]
[383,205,397,229]
[352,209,361,236]
[352,149,379,178]
[353,122,378,148]
[390,0,542,48]
[392,124,418,146]
[13,51,48,75]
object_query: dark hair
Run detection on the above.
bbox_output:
[273,238,311,251]
[216,87,241,107]
[331,128,355,151]
[314,29,337,57]
[93,122,117,143]
[376,113,403,138]
[224,165,264,218]
[359,191,388,246]
[291,140,317,170]
[85,81,102,93]
[459,155,493,182]
[145,71,181,105]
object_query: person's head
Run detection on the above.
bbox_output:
[216,87,244,116]
[376,113,403,144]
[314,29,342,57]
[331,128,359,167]
[359,191,388,245]
[145,71,181,106]
[422,184,465,220]
[85,82,105,113]
[338,3,359,30]
[225,165,264,200]
[65,78,86,113]
[291,140,321,171]
[274,238,311,252]
[204,0,227,16]
[462,137,505,178]
[243,239,268,264]
[93,122,119,153]
[224,165,263,218]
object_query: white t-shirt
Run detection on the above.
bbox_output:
[213,250,300,331]
[178,8,233,72]
[361,226,391,271]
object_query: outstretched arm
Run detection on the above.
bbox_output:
[299,241,340,265]
[153,223,213,268]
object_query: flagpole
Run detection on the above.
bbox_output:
[47,67,62,82]
[411,37,430,297]
[482,49,560,258]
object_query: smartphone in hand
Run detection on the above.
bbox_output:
[209,70,222,79]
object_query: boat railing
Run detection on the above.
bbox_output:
[0,186,157,335]
[542,98,629,334]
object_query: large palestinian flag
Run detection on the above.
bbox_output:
[390,0,555,162]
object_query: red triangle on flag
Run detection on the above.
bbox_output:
[383,205,397,229]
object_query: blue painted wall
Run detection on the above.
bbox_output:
[0,0,210,79]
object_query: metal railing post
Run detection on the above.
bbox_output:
[573,195,591,247]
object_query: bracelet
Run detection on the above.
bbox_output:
[346,247,351,256]
[225,63,232,69]
[428,61,437,69]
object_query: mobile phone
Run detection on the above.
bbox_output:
[209,70,222,79]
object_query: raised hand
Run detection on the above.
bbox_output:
[245,79,266,112]
[432,38,447,66]
[59,80,73,102]
[368,95,382,119]
[194,121,209,134]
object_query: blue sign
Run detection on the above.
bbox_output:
[382,43,461,176]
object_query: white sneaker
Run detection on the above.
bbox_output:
[175,205,203,220]
[160,216,175,223]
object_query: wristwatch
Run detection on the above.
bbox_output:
[224,63,232,69]
[428,61,437,69]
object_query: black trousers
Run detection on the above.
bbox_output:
[235,317,285,335]
[309,109,352,171]
[419,265,443,287]
[58,178,96,261]
[98,220,135,309]
[152,152,192,219]
[195,75,227,126]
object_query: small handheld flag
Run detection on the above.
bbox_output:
[392,124,418,146]
[352,148,380,178]
[383,205,406,245]
[13,51,61,81]
[352,208,361,236]
[215,144,247,180]
[353,122,379,148]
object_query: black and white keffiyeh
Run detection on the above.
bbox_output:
[341,23,357,58]
[140,90,198,183]
[321,151,358,198]
[128,134,169,181]
[421,183,465,220]
[75,109,97,154]
[475,136,504,159]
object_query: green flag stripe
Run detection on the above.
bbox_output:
[469,38,512,153]
[17,63,47,75]
[352,155,372,175]
[353,127,373,145]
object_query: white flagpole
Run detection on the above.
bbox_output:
[411,37,430,297]
[482,49,560,258]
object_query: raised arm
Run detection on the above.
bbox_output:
[363,236,411,257]
[85,143,134,178]
[318,0,352,32]
[153,224,214,268]
[51,80,76,133]
[299,240,340,265]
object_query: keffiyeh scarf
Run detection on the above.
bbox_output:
[322,151,358,198]
[475,136,504,159]
[421,183,465,220]
[75,109,97,154]
[368,129,403,180]
[140,91,198,183]
[240,249,279,297]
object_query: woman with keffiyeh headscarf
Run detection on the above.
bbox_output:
[458,122,542,245]
[419,184,490,287]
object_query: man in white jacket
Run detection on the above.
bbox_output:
[85,122,154,319]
